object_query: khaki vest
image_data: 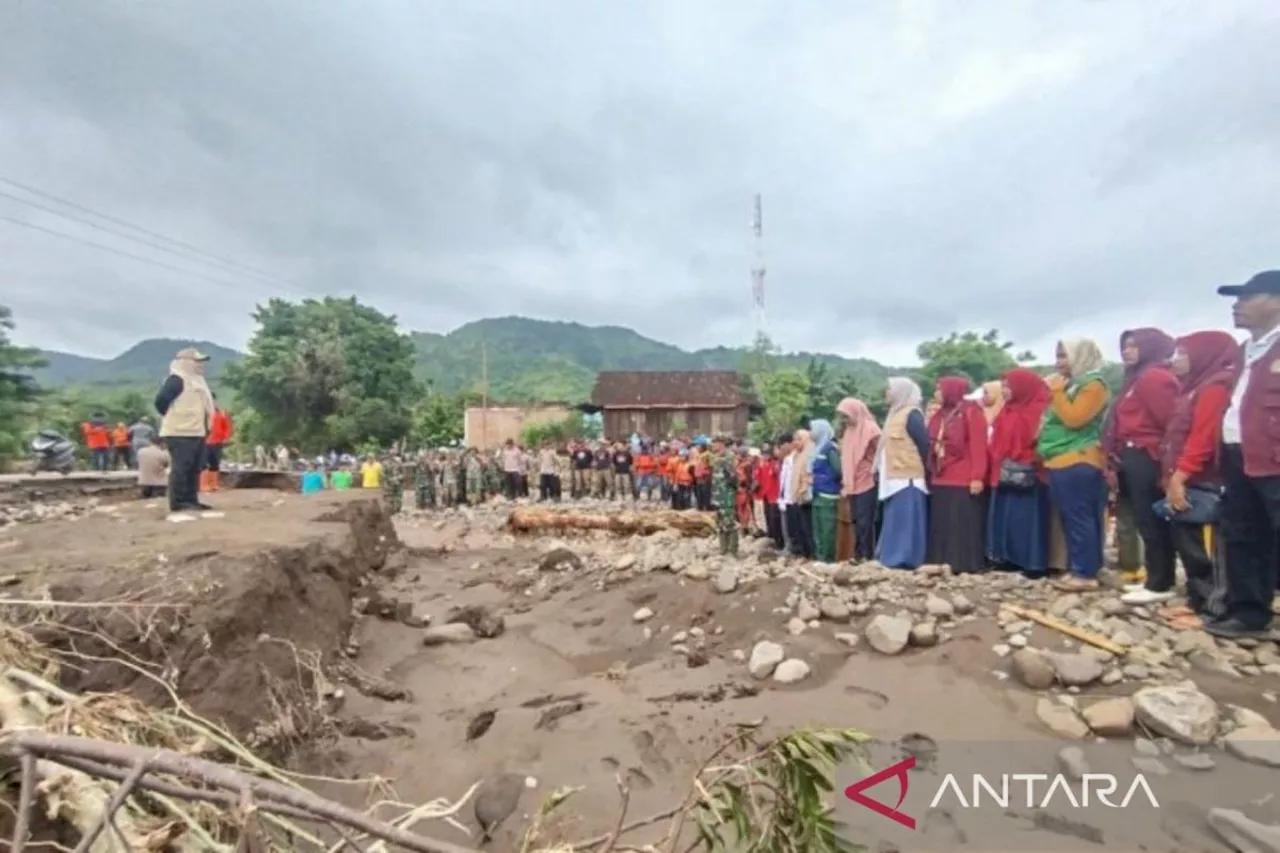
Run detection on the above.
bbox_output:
[160,374,213,438]
[883,408,925,480]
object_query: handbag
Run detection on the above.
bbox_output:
[1153,486,1222,526]
[998,459,1038,491]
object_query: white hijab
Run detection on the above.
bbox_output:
[886,377,923,414]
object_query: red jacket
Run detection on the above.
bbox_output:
[1163,384,1231,487]
[206,409,233,446]
[1111,367,1179,460]
[929,402,988,487]
[754,458,781,503]
[1234,337,1280,477]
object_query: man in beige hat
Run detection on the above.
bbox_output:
[154,347,215,513]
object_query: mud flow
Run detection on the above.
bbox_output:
[2,491,1279,852]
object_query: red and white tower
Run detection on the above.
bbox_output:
[751,193,766,337]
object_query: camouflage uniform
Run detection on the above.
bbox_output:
[464,454,484,505]
[710,448,739,556]
[414,455,437,510]
[483,456,502,500]
[382,458,405,514]
[441,455,458,506]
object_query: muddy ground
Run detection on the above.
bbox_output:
[2,489,1279,852]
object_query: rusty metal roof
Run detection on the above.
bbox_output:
[590,370,749,408]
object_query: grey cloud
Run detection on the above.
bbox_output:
[0,0,1276,362]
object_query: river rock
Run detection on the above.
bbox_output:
[797,599,821,621]
[819,595,850,621]
[909,622,939,647]
[1036,698,1089,739]
[538,547,583,572]
[925,594,954,618]
[1223,726,1280,768]
[632,607,655,623]
[422,623,477,646]
[749,640,785,679]
[714,568,739,593]
[1057,746,1090,780]
[1081,697,1135,736]
[865,614,911,655]
[1010,649,1056,689]
[1132,683,1220,745]
[773,658,811,684]
[1049,652,1105,687]
[1208,809,1280,853]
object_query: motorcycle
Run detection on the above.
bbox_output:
[30,430,77,475]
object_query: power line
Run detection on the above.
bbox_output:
[0,187,283,283]
[0,212,250,289]
[0,175,283,282]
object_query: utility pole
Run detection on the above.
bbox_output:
[480,342,489,449]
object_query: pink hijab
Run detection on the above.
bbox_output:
[836,398,881,495]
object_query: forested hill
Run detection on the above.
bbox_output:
[34,316,889,402]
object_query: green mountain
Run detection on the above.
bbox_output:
[36,317,890,402]
[33,338,241,388]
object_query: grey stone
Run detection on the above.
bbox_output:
[909,622,939,648]
[1057,746,1090,780]
[1132,683,1220,745]
[1048,652,1106,687]
[834,632,860,648]
[422,623,477,646]
[1208,809,1280,853]
[951,594,975,615]
[1172,752,1216,771]
[1010,649,1056,690]
[632,607,655,622]
[773,658,812,684]
[797,599,821,621]
[1223,726,1280,768]
[1035,698,1089,739]
[787,617,807,636]
[925,594,954,618]
[714,568,739,593]
[749,641,785,679]
[865,614,912,655]
[819,595,850,621]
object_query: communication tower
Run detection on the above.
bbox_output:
[751,193,766,337]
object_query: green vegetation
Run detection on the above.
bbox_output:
[5,296,1072,464]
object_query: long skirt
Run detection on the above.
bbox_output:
[877,487,927,569]
[987,484,1049,575]
[835,495,854,561]
[927,485,987,573]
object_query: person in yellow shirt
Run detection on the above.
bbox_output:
[361,454,383,489]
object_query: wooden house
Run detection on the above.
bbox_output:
[586,371,756,438]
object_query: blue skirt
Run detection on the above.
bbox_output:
[877,487,928,569]
[987,485,1049,575]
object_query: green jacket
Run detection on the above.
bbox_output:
[1037,373,1107,461]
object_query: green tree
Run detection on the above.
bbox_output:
[916,329,1033,391]
[226,297,421,452]
[0,306,47,463]
[750,368,809,442]
[410,393,466,448]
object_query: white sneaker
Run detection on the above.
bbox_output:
[1123,583,1146,594]
[1121,588,1175,605]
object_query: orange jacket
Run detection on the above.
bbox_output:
[111,425,130,448]
[206,409,233,446]
[673,458,694,486]
[635,453,656,475]
[82,422,110,450]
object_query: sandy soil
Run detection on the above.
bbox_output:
[3,489,1280,853]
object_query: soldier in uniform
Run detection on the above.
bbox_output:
[441,451,458,507]
[464,449,484,505]
[483,451,503,500]
[414,452,437,510]
[382,454,405,514]
[710,436,739,557]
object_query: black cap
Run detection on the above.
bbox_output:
[1218,270,1280,297]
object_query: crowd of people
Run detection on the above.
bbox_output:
[142,271,1280,640]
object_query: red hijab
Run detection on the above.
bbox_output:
[928,377,975,470]
[927,377,972,439]
[1103,327,1175,456]
[1177,331,1241,393]
[989,368,1050,471]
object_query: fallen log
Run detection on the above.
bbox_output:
[506,506,716,537]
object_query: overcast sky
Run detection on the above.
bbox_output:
[0,0,1276,366]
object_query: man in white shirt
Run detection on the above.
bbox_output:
[777,431,796,557]
[1210,270,1280,639]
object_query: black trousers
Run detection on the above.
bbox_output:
[763,501,784,548]
[695,480,712,511]
[1218,444,1280,629]
[503,471,520,500]
[539,473,556,501]
[167,436,204,512]
[786,503,814,558]
[204,444,224,472]
[1171,522,1221,616]
[1118,446,1176,591]
[850,489,878,562]
[139,485,166,499]
[672,484,691,510]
